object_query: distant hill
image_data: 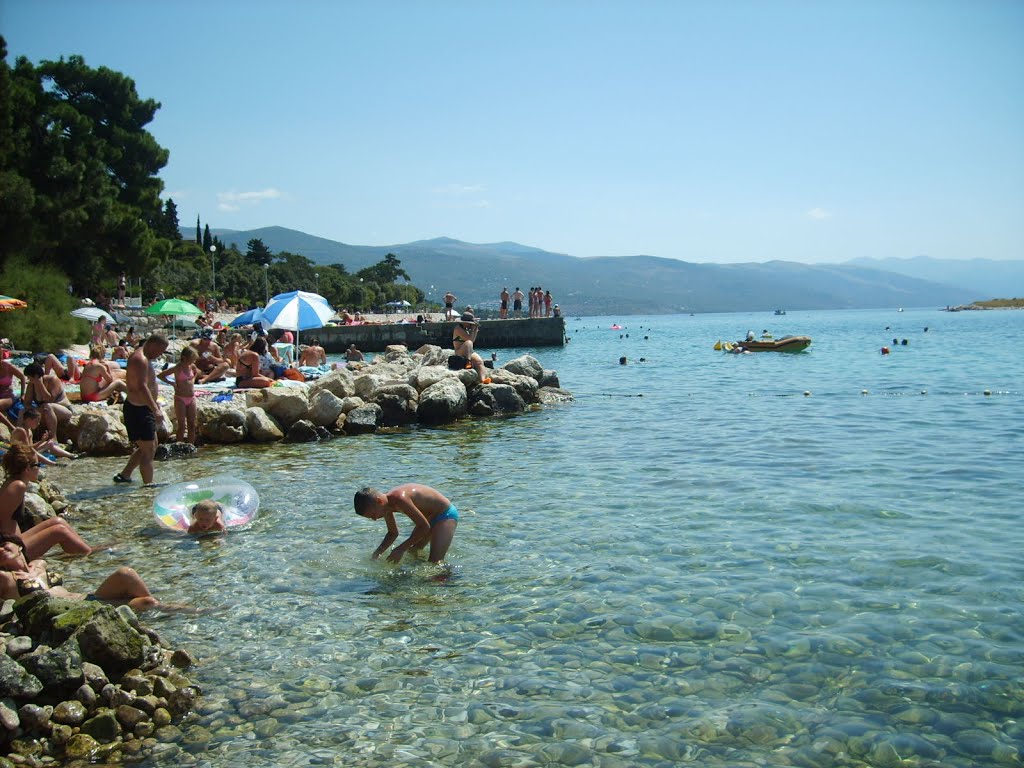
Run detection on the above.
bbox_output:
[191,226,1001,314]
[843,256,1024,301]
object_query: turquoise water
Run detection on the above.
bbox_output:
[52,308,1023,767]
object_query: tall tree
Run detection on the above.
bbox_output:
[195,214,201,246]
[202,223,212,252]
[245,238,273,266]
[0,39,170,293]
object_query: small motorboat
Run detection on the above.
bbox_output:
[774,309,787,316]
[736,335,811,353]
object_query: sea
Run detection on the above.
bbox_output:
[50,307,1022,767]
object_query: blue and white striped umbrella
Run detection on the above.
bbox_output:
[228,308,263,328]
[261,291,334,331]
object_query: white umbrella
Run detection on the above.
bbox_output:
[261,291,335,361]
[71,307,114,323]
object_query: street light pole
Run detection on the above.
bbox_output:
[314,272,319,294]
[210,245,217,308]
[263,263,269,304]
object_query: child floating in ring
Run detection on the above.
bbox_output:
[188,499,226,535]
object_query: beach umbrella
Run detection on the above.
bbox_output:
[70,306,114,323]
[145,298,203,317]
[386,299,412,308]
[261,290,335,357]
[145,298,203,338]
[0,295,27,312]
[228,308,263,328]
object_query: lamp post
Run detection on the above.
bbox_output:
[210,245,217,307]
[314,272,319,294]
[263,263,269,304]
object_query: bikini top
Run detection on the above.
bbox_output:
[175,367,194,383]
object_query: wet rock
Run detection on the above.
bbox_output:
[154,441,198,460]
[343,403,382,434]
[51,699,88,726]
[305,389,345,427]
[0,653,42,700]
[284,419,320,443]
[16,703,50,731]
[81,707,122,742]
[417,377,468,425]
[468,383,526,417]
[244,406,284,442]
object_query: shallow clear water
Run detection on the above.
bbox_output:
[49,308,1023,767]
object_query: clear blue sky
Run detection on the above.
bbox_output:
[4,0,1022,263]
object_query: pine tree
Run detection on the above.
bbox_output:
[202,223,212,252]
[196,215,201,246]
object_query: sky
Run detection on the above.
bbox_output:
[3,0,1022,264]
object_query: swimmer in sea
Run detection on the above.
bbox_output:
[353,483,458,564]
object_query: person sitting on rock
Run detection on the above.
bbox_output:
[190,327,231,384]
[234,337,275,389]
[452,310,491,384]
[0,532,158,612]
[78,345,128,404]
[0,444,99,559]
[11,408,76,466]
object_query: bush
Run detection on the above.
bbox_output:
[0,256,86,352]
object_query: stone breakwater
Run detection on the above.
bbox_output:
[57,346,573,455]
[0,591,198,764]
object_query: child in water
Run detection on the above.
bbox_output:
[157,347,200,445]
[188,499,225,535]
[353,483,458,564]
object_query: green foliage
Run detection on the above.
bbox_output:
[0,39,171,295]
[0,256,85,351]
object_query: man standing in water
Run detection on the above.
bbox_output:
[114,333,168,485]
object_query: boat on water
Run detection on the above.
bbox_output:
[774,309,787,316]
[737,335,811,352]
[715,336,812,353]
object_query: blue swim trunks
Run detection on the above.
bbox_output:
[432,504,459,527]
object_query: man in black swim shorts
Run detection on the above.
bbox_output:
[115,334,168,485]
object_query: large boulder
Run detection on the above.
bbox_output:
[198,403,246,443]
[468,383,526,417]
[415,345,450,368]
[244,407,283,442]
[246,388,309,430]
[307,368,355,400]
[417,377,468,425]
[501,354,544,383]
[488,369,540,403]
[538,387,575,404]
[16,595,147,677]
[343,404,382,435]
[408,365,458,393]
[372,383,418,427]
[539,369,561,388]
[305,390,345,428]
[73,411,132,456]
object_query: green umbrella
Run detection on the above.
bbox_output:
[145,298,203,316]
[145,298,203,339]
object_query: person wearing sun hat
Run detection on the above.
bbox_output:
[452,309,491,384]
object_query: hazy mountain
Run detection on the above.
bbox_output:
[200,226,1001,314]
[843,256,1024,300]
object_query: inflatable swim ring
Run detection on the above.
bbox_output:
[610,324,623,330]
[153,474,260,532]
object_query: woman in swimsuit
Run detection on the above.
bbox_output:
[235,337,274,389]
[452,311,491,384]
[157,346,201,444]
[78,345,127,404]
[0,358,25,429]
[0,444,96,559]
[22,362,72,440]
[0,533,159,612]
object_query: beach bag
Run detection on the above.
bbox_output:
[447,354,469,371]
[6,399,24,423]
[281,368,304,382]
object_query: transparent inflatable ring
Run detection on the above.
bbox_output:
[153,475,260,532]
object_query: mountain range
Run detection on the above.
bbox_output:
[204,226,1023,315]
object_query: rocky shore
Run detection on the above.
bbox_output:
[0,589,198,764]
[39,345,572,456]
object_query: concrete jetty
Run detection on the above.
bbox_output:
[314,317,566,353]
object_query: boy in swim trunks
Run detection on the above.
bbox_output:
[353,483,458,564]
